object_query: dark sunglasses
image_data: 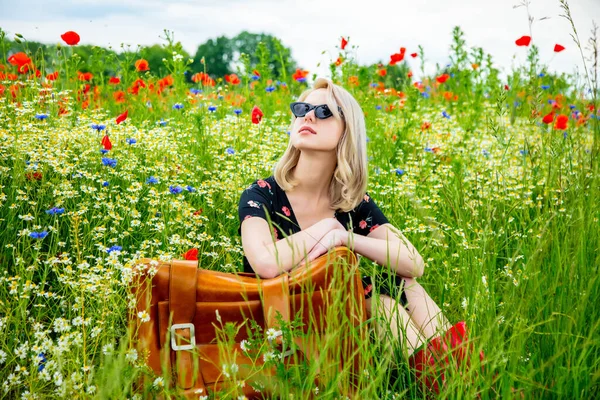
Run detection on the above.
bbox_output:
[290,102,344,120]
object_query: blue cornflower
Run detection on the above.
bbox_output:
[100,149,109,154]
[375,105,382,110]
[425,147,434,153]
[226,147,235,155]
[37,353,46,372]
[107,245,122,254]
[548,99,556,105]
[45,207,65,215]
[234,109,242,115]
[208,105,217,112]
[169,185,183,194]
[173,103,184,110]
[563,132,568,139]
[126,138,137,145]
[370,83,378,88]
[265,86,275,93]
[29,231,48,239]
[146,176,159,184]
[102,181,109,187]
[442,110,451,119]
[155,212,162,217]
[520,149,528,156]
[190,88,203,95]
[395,168,405,176]
[514,101,521,107]
[250,74,260,81]
[159,119,167,126]
[218,95,224,100]
[541,85,550,90]
[296,77,307,83]
[538,72,545,77]
[421,92,430,99]
[482,149,490,157]
[569,104,576,109]
[91,123,106,132]
[186,185,196,192]
[102,158,117,168]
[35,114,49,120]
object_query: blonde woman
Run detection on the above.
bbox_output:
[238,77,481,393]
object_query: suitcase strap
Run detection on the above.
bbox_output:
[169,260,205,392]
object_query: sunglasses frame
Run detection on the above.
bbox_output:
[290,102,344,120]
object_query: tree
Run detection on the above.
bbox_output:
[191,35,234,78]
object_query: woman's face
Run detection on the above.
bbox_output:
[290,88,345,153]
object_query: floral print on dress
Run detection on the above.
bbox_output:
[282,206,291,217]
[247,200,261,209]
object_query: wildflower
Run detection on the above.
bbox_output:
[125,349,138,363]
[173,103,184,110]
[109,77,120,84]
[102,181,109,187]
[61,31,80,45]
[102,135,112,150]
[395,168,404,176]
[208,105,217,112]
[159,119,167,126]
[225,74,241,85]
[29,231,48,239]
[265,86,275,93]
[226,147,235,155]
[375,105,382,110]
[135,59,149,72]
[115,110,128,124]
[37,353,46,372]
[541,85,550,90]
[341,37,348,50]
[520,149,528,156]
[153,377,164,388]
[234,109,242,115]
[515,35,531,47]
[137,311,150,323]
[251,105,264,124]
[183,248,198,260]
[45,207,65,215]
[482,149,490,157]
[266,328,282,341]
[542,112,554,124]
[0,350,6,364]
[106,245,122,254]
[389,47,406,65]
[554,114,568,130]
[8,52,32,73]
[411,52,418,58]
[240,340,249,352]
[442,110,451,119]
[186,185,196,192]
[169,185,183,194]
[35,113,48,120]
[554,44,565,52]
[126,138,137,145]
[436,74,450,84]
[146,176,159,184]
[102,343,114,356]
[101,157,117,168]
[91,123,106,132]
[292,68,309,82]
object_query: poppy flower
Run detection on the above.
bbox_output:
[183,248,199,261]
[341,37,348,50]
[225,74,241,85]
[109,77,121,84]
[113,91,125,103]
[7,52,33,73]
[251,105,263,124]
[407,70,413,78]
[472,63,479,70]
[135,59,149,72]
[292,68,309,82]
[554,44,565,53]
[554,114,568,130]
[335,57,343,67]
[515,35,532,47]
[436,74,450,84]
[542,112,554,124]
[410,52,418,58]
[101,135,112,150]
[46,71,59,81]
[378,68,387,77]
[61,31,80,46]
[389,47,406,65]
[77,71,93,81]
[116,110,128,124]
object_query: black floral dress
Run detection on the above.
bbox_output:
[237,176,408,307]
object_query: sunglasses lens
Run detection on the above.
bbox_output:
[316,105,333,119]
[291,103,309,117]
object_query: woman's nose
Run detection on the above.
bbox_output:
[304,109,315,122]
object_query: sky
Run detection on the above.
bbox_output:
[1,0,599,83]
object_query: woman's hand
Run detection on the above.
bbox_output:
[306,228,348,262]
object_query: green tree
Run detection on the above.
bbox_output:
[191,35,234,78]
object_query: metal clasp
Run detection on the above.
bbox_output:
[170,323,196,351]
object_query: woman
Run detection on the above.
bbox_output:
[238,77,480,393]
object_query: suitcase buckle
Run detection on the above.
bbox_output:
[170,323,196,351]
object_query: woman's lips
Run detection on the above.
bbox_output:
[298,125,316,134]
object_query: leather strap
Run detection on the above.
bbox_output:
[169,260,203,391]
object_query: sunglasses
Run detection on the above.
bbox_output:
[290,102,344,120]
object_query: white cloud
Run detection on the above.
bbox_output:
[0,0,598,82]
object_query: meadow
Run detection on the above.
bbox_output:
[0,6,599,399]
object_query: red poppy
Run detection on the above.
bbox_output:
[292,68,309,81]
[225,74,241,85]
[0,84,4,97]
[554,44,565,53]
[421,121,431,130]
[436,74,450,84]
[183,248,198,261]
[116,110,128,124]
[77,71,93,81]
[504,85,510,91]
[26,171,43,181]
[378,68,387,77]
[410,52,418,58]
[7,52,33,73]
[128,78,146,95]
[46,71,59,81]
[389,47,406,65]
[61,31,80,46]
[341,37,348,50]
[193,209,203,216]
[109,77,121,84]
[101,135,112,150]
[542,112,554,124]
[334,57,343,67]
[135,59,149,72]
[251,105,263,124]
[515,35,531,47]
[554,114,568,130]
[407,70,413,78]
[113,91,125,103]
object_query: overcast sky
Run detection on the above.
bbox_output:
[1,0,599,82]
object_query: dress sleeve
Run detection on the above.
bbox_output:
[237,180,274,236]
[351,191,390,236]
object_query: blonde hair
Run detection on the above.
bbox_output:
[273,77,368,213]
